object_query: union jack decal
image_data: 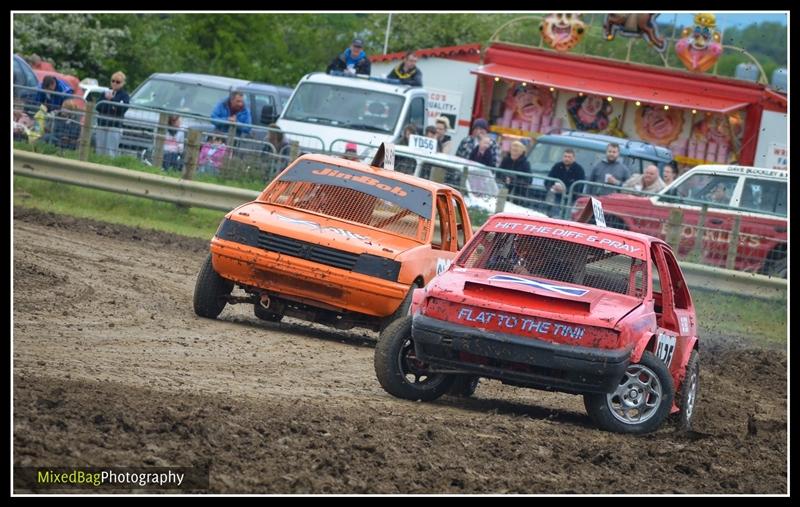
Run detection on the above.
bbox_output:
[488,274,590,297]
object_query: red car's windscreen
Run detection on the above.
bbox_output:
[457,231,647,298]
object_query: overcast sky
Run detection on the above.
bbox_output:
[664,12,787,30]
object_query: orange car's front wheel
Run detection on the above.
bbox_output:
[193,254,233,319]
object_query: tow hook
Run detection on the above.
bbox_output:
[259,294,271,310]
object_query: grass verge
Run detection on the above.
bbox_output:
[693,288,787,348]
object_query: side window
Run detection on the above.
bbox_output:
[394,155,417,176]
[252,93,276,126]
[406,97,425,131]
[651,248,662,296]
[433,194,453,251]
[452,196,466,250]
[740,178,787,216]
[666,173,738,206]
[431,202,443,250]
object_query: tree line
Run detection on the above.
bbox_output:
[13,14,787,91]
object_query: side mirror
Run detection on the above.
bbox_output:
[260,104,276,125]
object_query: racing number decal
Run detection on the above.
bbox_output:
[655,333,677,367]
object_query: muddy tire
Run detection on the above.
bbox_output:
[374,316,454,401]
[584,351,674,434]
[193,254,233,319]
[254,302,284,323]
[677,350,700,431]
[448,375,480,398]
[379,282,421,333]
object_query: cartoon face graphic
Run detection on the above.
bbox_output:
[566,94,613,132]
[675,12,723,72]
[501,85,554,127]
[634,106,685,145]
[540,13,586,52]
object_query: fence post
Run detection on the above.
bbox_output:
[688,204,708,263]
[152,112,169,170]
[726,215,742,270]
[665,208,684,252]
[181,129,201,181]
[78,99,95,161]
[289,140,299,161]
[496,187,508,214]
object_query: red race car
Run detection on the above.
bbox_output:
[374,212,700,434]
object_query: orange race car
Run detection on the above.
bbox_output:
[194,153,473,332]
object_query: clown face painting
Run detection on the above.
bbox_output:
[675,13,723,72]
[566,94,613,132]
[635,106,685,145]
[540,13,586,52]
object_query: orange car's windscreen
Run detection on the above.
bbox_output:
[262,161,432,241]
[458,231,647,298]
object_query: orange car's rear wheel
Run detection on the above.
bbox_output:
[193,254,233,319]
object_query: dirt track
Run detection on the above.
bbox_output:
[13,208,787,494]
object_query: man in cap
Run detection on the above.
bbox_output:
[456,118,499,165]
[327,38,372,76]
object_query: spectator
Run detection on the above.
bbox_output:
[327,38,371,76]
[211,91,252,137]
[13,107,35,142]
[41,99,83,150]
[434,116,453,154]
[588,142,631,195]
[623,164,665,193]
[95,71,130,157]
[499,141,532,204]
[423,125,440,151]
[262,124,292,176]
[343,142,360,161]
[386,51,422,86]
[33,75,74,112]
[198,134,228,176]
[546,148,586,204]
[469,135,496,167]
[162,115,184,171]
[456,118,498,165]
[397,123,418,146]
[708,181,730,204]
[662,163,678,186]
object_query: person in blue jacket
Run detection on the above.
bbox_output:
[210,91,252,137]
[327,38,372,76]
[33,75,74,112]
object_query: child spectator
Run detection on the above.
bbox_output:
[198,134,228,176]
[162,115,185,171]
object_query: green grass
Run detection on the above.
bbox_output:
[14,175,225,239]
[693,288,787,348]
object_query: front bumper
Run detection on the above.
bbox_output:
[412,314,631,394]
[211,238,408,317]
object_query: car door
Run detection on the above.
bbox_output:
[651,244,695,376]
[734,177,788,274]
[655,172,739,265]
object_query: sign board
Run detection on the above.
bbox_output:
[427,88,462,132]
[409,134,438,155]
[384,143,395,171]
[764,143,788,171]
[591,197,606,227]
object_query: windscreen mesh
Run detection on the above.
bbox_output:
[263,181,430,240]
[459,231,646,297]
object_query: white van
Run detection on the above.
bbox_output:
[277,72,428,157]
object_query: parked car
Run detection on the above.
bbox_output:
[527,131,674,197]
[374,212,700,434]
[13,55,39,102]
[194,152,474,332]
[391,145,547,219]
[573,165,787,277]
[121,72,293,156]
